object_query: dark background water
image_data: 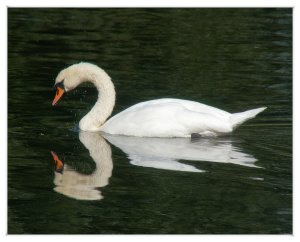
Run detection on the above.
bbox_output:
[8,8,292,234]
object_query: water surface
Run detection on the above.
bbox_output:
[8,8,292,234]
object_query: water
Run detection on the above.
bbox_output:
[8,8,292,234]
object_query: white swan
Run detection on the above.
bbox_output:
[52,62,266,137]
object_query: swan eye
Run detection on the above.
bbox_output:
[54,81,65,91]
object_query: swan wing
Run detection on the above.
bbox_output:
[101,99,232,137]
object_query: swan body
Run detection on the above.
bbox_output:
[53,62,266,137]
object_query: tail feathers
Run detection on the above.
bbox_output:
[230,107,267,129]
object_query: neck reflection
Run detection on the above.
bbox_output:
[51,131,113,201]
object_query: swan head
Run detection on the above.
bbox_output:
[52,62,95,106]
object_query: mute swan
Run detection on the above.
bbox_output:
[52,62,266,137]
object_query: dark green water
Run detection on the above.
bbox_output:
[8,8,292,234]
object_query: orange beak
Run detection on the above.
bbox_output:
[52,86,65,106]
[50,151,64,173]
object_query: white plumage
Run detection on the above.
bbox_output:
[53,62,266,137]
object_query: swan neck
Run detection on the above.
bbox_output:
[79,67,116,131]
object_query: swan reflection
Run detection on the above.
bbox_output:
[103,134,260,170]
[50,132,259,200]
[51,132,113,201]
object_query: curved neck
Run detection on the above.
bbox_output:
[79,66,116,131]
